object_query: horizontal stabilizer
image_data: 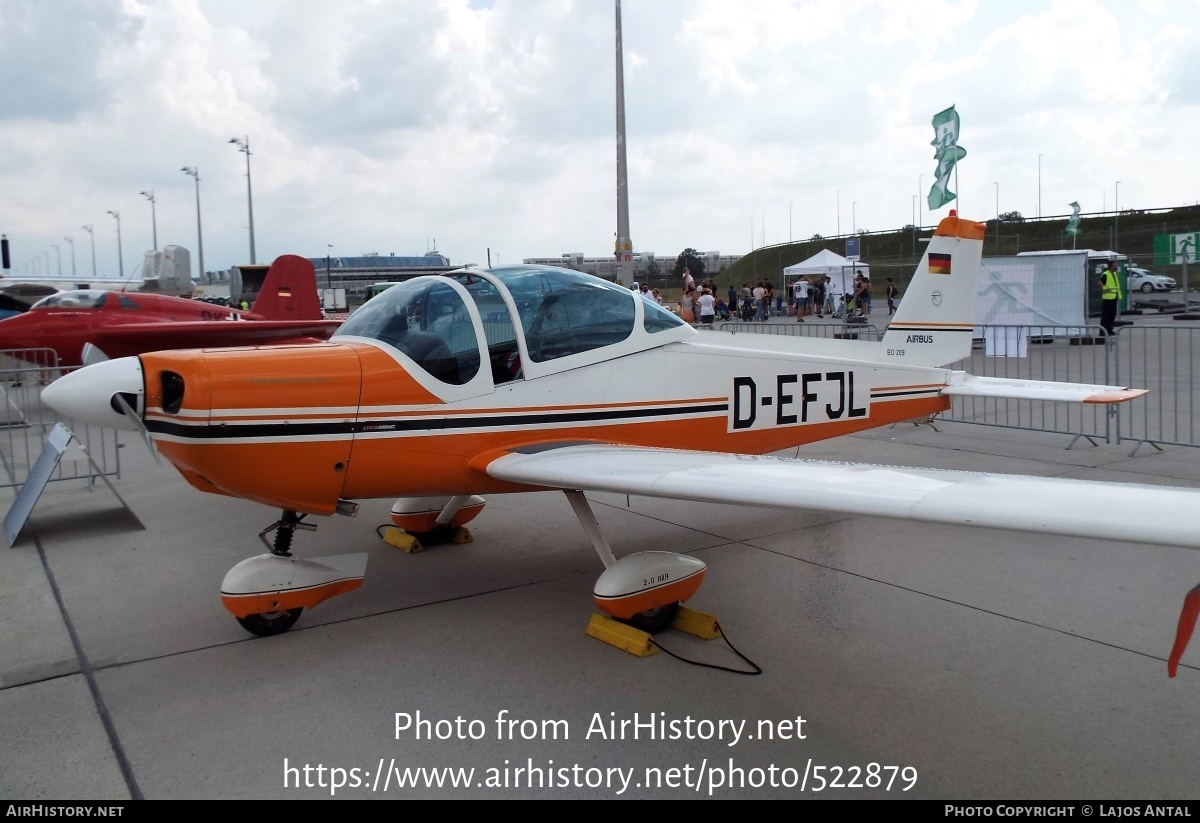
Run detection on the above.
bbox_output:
[942,374,1148,404]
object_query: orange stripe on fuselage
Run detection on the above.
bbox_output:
[374,396,729,419]
[143,340,949,514]
[154,393,945,510]
[338,394,949,500]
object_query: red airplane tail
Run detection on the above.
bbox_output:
[250,255,324,321]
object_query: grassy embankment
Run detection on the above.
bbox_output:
[649,205,1200,304]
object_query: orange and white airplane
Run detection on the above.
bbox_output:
[40,213,1200,675]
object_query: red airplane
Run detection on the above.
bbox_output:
[0,254,340,367]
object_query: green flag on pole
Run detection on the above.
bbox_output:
[1065,201,1082,237]
[927,105,966,211]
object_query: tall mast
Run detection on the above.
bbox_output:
[614,0,634,287]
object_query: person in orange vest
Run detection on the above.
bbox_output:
[1099,260,1123,337]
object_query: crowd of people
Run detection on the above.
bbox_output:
[676,268,732,325]
[728,271,881,323]
[636,283,665,307]
[646,267,898,328]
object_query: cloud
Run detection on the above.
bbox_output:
[0,0,134,122]
[0,0,1196,277]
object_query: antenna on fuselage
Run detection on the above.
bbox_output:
[119,263,143,292]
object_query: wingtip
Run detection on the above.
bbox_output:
[1083,388,1150,404]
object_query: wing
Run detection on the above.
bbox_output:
[90,319,342,356]
[485,443,1200,550]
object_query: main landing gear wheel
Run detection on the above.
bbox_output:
[237,607,304,637]
[621,602,680,635]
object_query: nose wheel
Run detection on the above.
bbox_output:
[623,603,680,635]
[221,510,367,638]
[237,608,304,637]
[230,510,318,636]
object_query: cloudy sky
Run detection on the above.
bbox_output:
[0,0,1196,279]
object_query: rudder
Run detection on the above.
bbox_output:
[879,213,985,367]
[250,255,323,321]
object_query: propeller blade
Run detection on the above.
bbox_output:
[81,343,110,366]
[112,391,160,465]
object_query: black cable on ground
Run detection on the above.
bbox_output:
[650,622,762,676]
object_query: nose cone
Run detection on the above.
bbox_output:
[0,313,34,349]
[41,357,144,431]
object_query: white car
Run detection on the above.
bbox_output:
[1128,267,1176,293]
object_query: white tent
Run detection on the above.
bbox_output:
[782,249,869,297]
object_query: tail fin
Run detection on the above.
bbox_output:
[879,213,985,367]
[250,255,323,320]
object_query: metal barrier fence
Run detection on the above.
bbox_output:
[0,349,123,490]
[710,321,1200,451]
[1111,324,1200,452]
[943,324,1115,444]
[717,320,884,341]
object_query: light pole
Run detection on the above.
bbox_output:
[82,225,97,278]
[325,244,333,294]
[63,236,76,278]
[229,136,256,264]
[912,194,917,227]
[140,189,158,250]
[1037,154,1043,219]
[52,244,61,277]
[181,167,205,280]
[1114,180,1121,250]
[852,201,857,234]
[107,210,124,279]
[994,182,1000,243]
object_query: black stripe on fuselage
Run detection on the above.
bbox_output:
[144,401,731,440]
[884,325,975,333]
[870,388,944,399]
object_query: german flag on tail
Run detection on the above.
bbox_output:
[928,253,952,275]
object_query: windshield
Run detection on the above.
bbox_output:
[643,299,688,333]
[334,278,480,385]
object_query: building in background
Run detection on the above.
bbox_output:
[523,251,740,282]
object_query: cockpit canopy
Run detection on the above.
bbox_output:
[334,265,688,386]
[32,290,111,309]
[31,290,143,310]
